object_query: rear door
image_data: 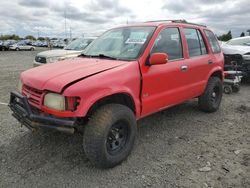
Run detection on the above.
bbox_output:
[181,28,211,96]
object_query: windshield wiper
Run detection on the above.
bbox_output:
[79,53,118,60]
[95,54,118,60]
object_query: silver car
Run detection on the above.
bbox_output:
[9,42,35,51]
[221,36,250,62]
[33,37,96,67]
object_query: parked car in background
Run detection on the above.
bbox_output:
[221,36,250,82]
[0,41,9,51]
[9,42,35,51]
[10,20,224,168]
[221,36,250,62]
[33,37,96,66]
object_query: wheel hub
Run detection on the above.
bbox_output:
[106,121,128,155]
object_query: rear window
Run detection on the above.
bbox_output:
[205,30,221,53]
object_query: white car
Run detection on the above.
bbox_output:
[221,36,250,62]
[9,43,35,51]
[33,37,96,67]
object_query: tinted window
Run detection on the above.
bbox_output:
[151,28,183,60]
[184,28,203,57]
[205,30,221,53]
[197,30,208,55]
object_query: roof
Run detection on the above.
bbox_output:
[125,20,207,28]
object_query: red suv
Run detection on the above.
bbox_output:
[9,20,224,168]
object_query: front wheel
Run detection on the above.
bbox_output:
[16,48,20,51]
[83,104,137,168]
[198,77,223,112]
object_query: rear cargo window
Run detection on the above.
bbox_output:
[205,30,221,54]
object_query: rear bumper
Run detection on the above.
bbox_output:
[9,91,76,134]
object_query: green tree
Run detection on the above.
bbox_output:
[240,32,245,37]
[25,35,36,40]
[37,37,45,41]
[218,30,232,41]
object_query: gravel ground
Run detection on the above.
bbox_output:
[0,49,249,188]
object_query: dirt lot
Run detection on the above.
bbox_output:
[0,49,249,188]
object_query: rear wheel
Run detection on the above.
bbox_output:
[198,77,223,112]
[83,104,137,168]
[16,48,20,51]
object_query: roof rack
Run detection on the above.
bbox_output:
[145,19,207,28]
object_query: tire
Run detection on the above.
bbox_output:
[232,84,240,93]
[31,47,34,51]
[83,104,137,168]
[224,85,233,94]
[198,77,223,112]
[16,48,20,51]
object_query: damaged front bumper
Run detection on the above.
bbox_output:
[9,91,76,134]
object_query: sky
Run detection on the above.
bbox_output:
[0,0,249,38]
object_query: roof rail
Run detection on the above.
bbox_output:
[145,19,207,27]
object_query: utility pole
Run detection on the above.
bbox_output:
[69,27,72,40]
[37,30,40,39]
[64,8,67,39]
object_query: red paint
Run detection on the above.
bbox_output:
[19,22,224,119]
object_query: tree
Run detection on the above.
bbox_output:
[37,37,45,41]
[25,35,36,40]
[240,32,245,37]
[217,30,232,41]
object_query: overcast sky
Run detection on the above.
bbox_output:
[0,0,249,38]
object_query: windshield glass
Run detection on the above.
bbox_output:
[65,38,93,50]
[227,37,250,46]
[83,26,155,60]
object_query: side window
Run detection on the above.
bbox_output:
[151,28,183,61]
[197,30,208,55]
[205,30,221,53]
[184,28,203,57]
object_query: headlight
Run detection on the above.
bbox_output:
[44,93,65,111]
[17,80,23,93]
[46,57,60,63]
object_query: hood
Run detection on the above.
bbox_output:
[222,44,250,55]
[21,57,128,92]
[37,49,81,58]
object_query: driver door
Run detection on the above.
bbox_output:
[140,27,191,116]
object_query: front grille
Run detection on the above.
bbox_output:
[22,85,43,108]
[35,56,46,64]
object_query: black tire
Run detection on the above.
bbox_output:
[232,84,240,93]
[16,48,20,51]
[223,85,233,94]
[83,104,137,168]
[198,77,223,112]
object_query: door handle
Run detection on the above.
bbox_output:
[181,65,188,71]
[208,60,213,64]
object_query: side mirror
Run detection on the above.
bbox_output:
[149,53,168,65]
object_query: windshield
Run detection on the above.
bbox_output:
[64,38,93,50]
[83,26,155,60]
[227,37,250,46]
